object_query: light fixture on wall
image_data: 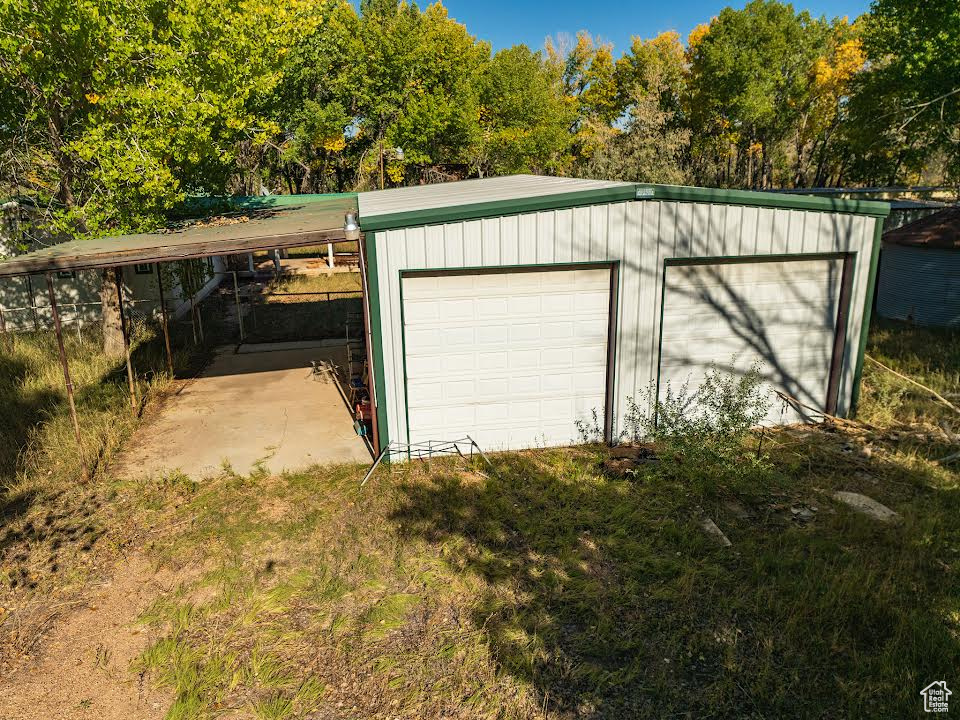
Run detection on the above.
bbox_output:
[344,212,361,241]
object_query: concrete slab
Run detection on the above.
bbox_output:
[116,344,371,480]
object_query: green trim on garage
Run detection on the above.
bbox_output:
[364,232,390,453]
[359,183,890,234]
[634,185,891,218]
[850,217,885,416]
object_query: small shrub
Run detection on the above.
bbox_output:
[623,361,770,468]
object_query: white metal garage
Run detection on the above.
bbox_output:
[357,176,889,456]
[403,267,611,449]
[659,257,846,425]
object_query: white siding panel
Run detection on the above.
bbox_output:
[500,215,519,266]
[463,220,482,266]
[771,210,790,255]
[739,206,760,255]
[536,212,555,264]
[443,223,464,268]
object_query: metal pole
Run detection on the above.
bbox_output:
[0,302,10,352]
[361,443,390,487]
[156,263,174,376]
[26,275,39,330]
[327,242,335,268]
[46,274,87,479]
[186,263,198,345]
[115,267,137,414]
[232,271,245,342]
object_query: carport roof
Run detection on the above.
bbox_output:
[0,193,356,278]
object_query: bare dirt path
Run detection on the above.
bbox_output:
[0,553,178,720]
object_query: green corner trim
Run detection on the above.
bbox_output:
[635,185,890,218]
[359,186,640,231]
[850,218,884,416]
[359,182,890,234]
[365,232,390,452]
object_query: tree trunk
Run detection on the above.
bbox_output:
[101,267,125,357]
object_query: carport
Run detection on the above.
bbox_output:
[0,194,378,476]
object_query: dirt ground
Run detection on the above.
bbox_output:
[0,553,178,720]
[115,343,372,480]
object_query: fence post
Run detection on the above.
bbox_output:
[46,273,88,480]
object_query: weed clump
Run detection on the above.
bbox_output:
[617,363,772,490]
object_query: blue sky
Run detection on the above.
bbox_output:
[424,1,872,53]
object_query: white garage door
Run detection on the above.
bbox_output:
[659,258,844,424]
[402,267,611,450]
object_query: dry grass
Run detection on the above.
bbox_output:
[264,272,362,296]
[0,319,194,672]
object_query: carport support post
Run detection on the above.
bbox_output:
[156,263,174,376]
[0,302,10,351]
[115,267,138,414]
[26,275,39,330]
[46,273,87,479]
[327,242,334,268]
[232,271,245,342]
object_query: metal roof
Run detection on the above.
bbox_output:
[359,175,632,217]
[883,207,960,250]
[0,194,356,278]
[359,175,890,232]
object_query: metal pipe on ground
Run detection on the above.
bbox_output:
[45,273,88,480]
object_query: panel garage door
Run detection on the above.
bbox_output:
[659,258,844,424]
[402,267,611,450]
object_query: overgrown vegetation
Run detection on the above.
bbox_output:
[0,318,197,672]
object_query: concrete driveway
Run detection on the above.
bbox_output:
[116,343,372,480]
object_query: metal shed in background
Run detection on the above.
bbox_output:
[358,175,890,455]
[876,207,960,328]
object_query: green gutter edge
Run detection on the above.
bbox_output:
[364,231,390,453]
[359,183,890,233]
[634,185,890,218]
[850,217,885,416]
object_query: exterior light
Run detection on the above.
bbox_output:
[394,147,404,161]
[344,211,361,241]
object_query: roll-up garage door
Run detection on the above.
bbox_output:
[658,258,845,425]
[402,267,611,450]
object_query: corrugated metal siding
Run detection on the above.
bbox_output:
[372,201,878,445]
[877,243,960,327]
[359,175,632,219]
